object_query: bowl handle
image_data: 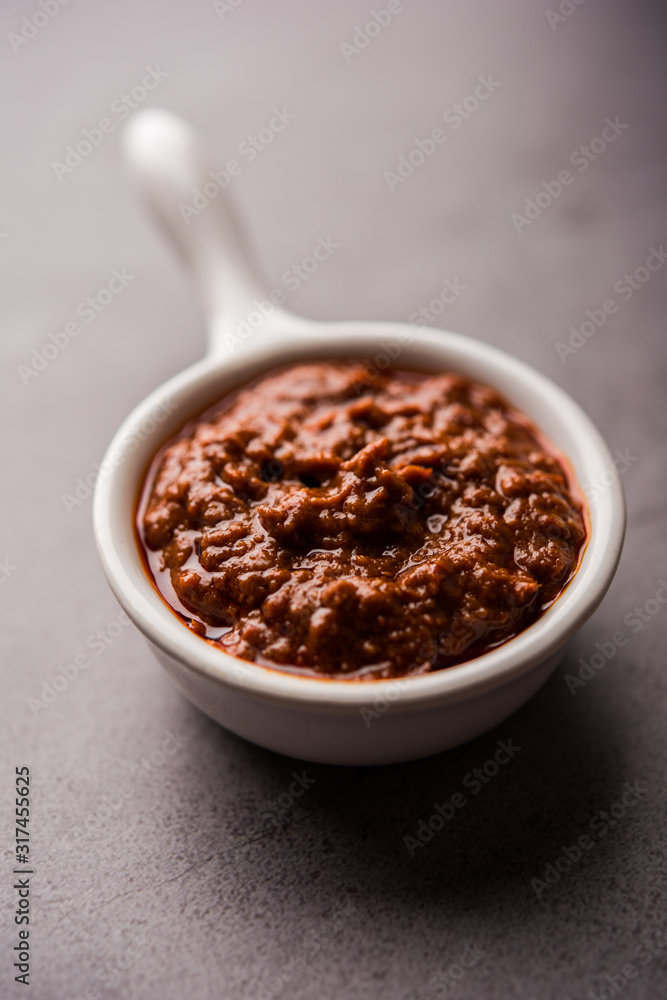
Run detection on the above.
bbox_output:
[123,108,289,357]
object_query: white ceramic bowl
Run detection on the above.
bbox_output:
[93,110,625,765]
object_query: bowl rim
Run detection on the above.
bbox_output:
[93,321,626,712]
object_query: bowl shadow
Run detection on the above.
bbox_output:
[171,644,625,914]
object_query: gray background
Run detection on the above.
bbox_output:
[2,1,666,998]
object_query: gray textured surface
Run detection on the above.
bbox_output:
[1,1,666,998]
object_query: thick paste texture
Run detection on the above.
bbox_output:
[139,363,586,678]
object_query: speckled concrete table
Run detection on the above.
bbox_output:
[2,1,666,997]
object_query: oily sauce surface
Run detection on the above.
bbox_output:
[137,363,587,678]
